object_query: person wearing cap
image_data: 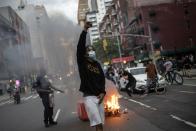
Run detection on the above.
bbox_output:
[77,22,106,131]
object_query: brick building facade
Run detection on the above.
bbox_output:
[139,1,196,56]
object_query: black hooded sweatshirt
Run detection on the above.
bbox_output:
[77,31,106,96]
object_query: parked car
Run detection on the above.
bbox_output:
[118,67,166,90]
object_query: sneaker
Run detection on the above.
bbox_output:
[49,121,57,125]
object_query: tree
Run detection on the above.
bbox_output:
[93,38,119,63]
[105,38,119,59]
[93,39,107,63]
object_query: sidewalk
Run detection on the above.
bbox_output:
[0,88,32,103]
[0,93,10,102]
[178,68,196,80]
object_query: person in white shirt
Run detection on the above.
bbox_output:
[164,60,173,72]
[163,59,173,84]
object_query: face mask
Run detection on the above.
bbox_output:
[88,50,96,59]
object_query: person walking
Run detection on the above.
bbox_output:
[77,22,106,131]
[33,69,64,128]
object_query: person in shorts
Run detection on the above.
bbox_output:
[77,22,106,131]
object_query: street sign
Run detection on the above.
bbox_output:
[112,56,135,63]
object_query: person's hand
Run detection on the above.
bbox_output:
[59,90,64,93]
[84,21,92,32]
[97,93,105,104]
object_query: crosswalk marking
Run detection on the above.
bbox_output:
[179,91,196,94]
[54,109,61,122]
[24,96,32,100]
[21,97,26,100]
[0,101,9,106]
[183,84,196,87]
[32,95,39,99]
[0,92,62,107]
[127,98,157,111]
[122,96,157,111]
[171,114,196,128]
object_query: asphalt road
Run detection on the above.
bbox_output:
[0,80,196,131]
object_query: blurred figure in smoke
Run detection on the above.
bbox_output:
[77,22,106,131]
[33,69,64,128]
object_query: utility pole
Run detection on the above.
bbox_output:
[147,22,158,70]
[103,30,156,68]
[115,31,123,68]
[103,31,123,68]
[147,22,154,59]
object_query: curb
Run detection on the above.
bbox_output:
[0,96,10,103]
[183,77,196,80]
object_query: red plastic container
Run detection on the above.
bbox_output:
[77,100,89,121]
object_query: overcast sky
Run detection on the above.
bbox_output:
[43,0,78,23]
[0,0,79,23]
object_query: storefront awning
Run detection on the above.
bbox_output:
[112,56,135,63]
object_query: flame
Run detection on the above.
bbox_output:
[105,95,120,112]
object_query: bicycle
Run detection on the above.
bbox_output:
[164,68,183,85]
[143,78,167,95]
[126,77,167,96]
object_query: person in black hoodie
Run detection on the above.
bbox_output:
[122,71,136,96]
[77,22,106,131]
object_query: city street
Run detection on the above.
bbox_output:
[0,1,196,131]
[0,79,196,131]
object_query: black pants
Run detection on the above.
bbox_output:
[41,94,54,124]
[126,82,136,93]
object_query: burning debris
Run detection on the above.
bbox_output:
[105,95,120,116]
[104,79,121,116]
[122,108,128,114]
